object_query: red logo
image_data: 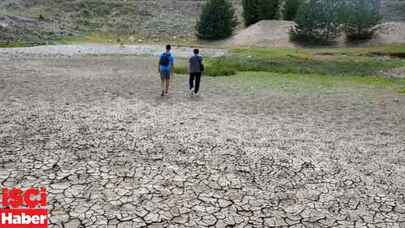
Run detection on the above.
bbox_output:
[1,188,48,228]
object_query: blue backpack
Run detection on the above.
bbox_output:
[160,53,171,67]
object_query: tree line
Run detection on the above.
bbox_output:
[196,0,382,44]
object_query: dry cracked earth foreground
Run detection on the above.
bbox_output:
[0,53,404,228]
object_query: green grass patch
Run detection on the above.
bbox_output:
[174,58,236,76]
[226,47,405,76]
[174,45,405,78]
[59,33,122,44]
[0,41,36,48]
[174,46,405,77]
[226,71,405,95]
[208,55,402,76]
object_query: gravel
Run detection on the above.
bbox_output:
[0,44,227,58]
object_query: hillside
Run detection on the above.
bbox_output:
[0,0,242,45]
[381,0,405,21]
[0,0,403,45]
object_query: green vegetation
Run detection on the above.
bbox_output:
[290,0,342,44]
[225,72,405,95]
[290,0,383,44]
[175,45,405,94]
[0,41,33,48]
[283,0,301,21]
[196,0,238,40]
[175,59,236,76]
[242,0,260,26]
[215,48,405,95]
[180,46,404,76]
[257,0,279,20]
[242,0,279,26]
[339,0,381,41]
[59,33,134,44]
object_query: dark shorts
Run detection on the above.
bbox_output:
[160,70,171,80]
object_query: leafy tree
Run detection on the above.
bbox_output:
[290,0,342,44]
[196,0,238,40]
[242,0,279,26]
[283,0,301,21]
[339,0,382,40]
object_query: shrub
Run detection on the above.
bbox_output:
[242,0,279,26]
[339,0,382,41]
[283,0,301,21]
[290,0,342,44]
[196,0,238,40]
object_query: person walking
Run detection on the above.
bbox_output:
[158,44,175,96]
[188,48,204,96]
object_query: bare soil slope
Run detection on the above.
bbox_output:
[220,20,296,48]
[222,20,405,48]
[370,22,405,45]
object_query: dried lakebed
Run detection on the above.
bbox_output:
[0,52,404,227]
[0,44,227,58]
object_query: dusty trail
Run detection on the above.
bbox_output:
[0,53,404,227]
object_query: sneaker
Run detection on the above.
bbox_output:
[189,88,194,96]
[194,91,200,96]
[161,90,165,96]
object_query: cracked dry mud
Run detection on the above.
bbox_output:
[0,53,404,228]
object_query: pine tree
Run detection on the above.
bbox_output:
[196,0,238,40]
[284,0,301,21]
[257,0,279,20]
[339,0,381,40]
[242,0,279,27]
[242,0,260,26]
[290,0,342,44]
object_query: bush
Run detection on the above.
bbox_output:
[290,0,342,44]
[196,0,238,40]
[242,0,279,26]
[339,0,381,41]
[283,0,301,21]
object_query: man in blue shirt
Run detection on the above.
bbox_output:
[158,44,175,96]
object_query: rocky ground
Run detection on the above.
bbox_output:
[0,44,227,58]
[0,48,404,227]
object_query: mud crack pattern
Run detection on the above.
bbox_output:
[0,55,404,227]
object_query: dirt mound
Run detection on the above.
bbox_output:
[368,22,405,45]
[221,20,405,48]
[384,66,405,79]
[221,20,296,48]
